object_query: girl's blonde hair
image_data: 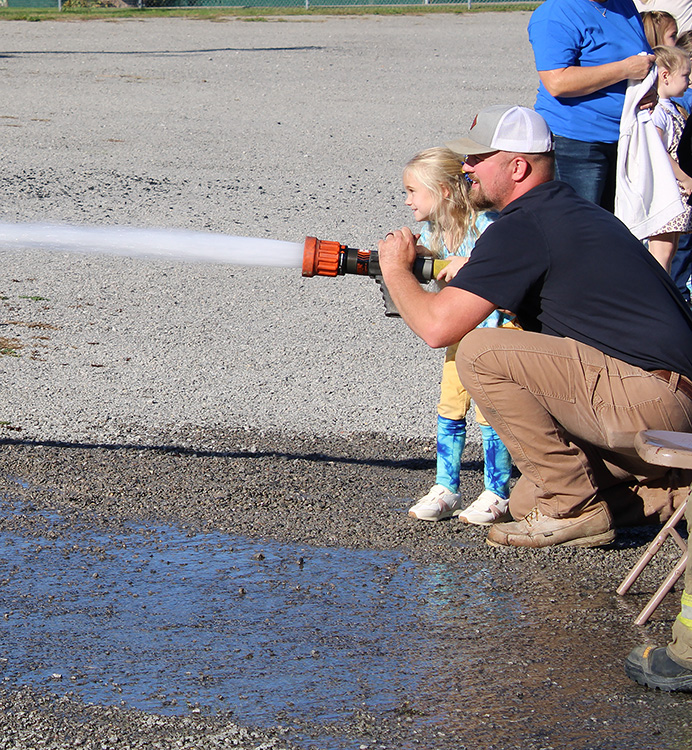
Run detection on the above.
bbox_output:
[654,43,690,74]
[642,10,677,47]
[677,29,692,56]
[403,147,476,259]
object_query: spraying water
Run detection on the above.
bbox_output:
[0,222,305,269]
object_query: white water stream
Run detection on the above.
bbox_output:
[0,223,305,268]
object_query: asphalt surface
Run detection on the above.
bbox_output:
[0,13,691,750]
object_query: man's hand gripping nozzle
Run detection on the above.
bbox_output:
[302,236,447,317]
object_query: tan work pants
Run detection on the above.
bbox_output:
[456,329,692,523]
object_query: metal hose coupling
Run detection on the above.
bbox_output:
[302,236,371,277]
[302,236,440,282]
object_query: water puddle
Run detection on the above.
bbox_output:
[0,486,688,749]
[0,493,500,747]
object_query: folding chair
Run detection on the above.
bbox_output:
[616,430,691,625]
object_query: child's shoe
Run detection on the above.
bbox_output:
[455,490,510,526]
[409,484,462,521]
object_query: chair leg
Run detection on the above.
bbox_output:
[617,499,688,596]
[634,550,688,625]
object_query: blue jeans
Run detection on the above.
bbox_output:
[554,135,618,212]
[671,232,692,304]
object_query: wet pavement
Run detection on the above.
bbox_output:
[1,430,691,750]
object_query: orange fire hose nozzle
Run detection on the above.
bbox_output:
[302,235,449,316]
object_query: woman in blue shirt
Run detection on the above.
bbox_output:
[528,0,654,210]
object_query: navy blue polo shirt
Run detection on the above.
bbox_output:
[449,180,692,379]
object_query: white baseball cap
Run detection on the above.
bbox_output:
[446,105,553,156]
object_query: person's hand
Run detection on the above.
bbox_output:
[623,53,655,82]
[680,175,692,196]
[637,84,658,112]
[436,255,468,282]
[377,227,418,273]
[413,235,433,258]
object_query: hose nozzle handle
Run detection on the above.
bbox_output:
[302,235,451,316]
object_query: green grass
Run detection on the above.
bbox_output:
[0,421,22,430]
[0,337,22,356]
[0,4,539,21]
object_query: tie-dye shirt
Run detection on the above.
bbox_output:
[419,212,514,328]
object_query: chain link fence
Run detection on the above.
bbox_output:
[130,0,522,6]
[6,0,535,11]
[133,0,509,7]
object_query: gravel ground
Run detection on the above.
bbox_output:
[0,11,538,443]
[0,13,690,750]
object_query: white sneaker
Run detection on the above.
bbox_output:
[408,484,462,521]
[455,490,510,526]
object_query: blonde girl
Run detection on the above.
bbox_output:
[642,10,678,47]
[403,147,515,526]
[649,45,692,270]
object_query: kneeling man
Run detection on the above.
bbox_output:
[378,105,692,691]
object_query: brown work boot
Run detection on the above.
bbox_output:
[486,501,615,549]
